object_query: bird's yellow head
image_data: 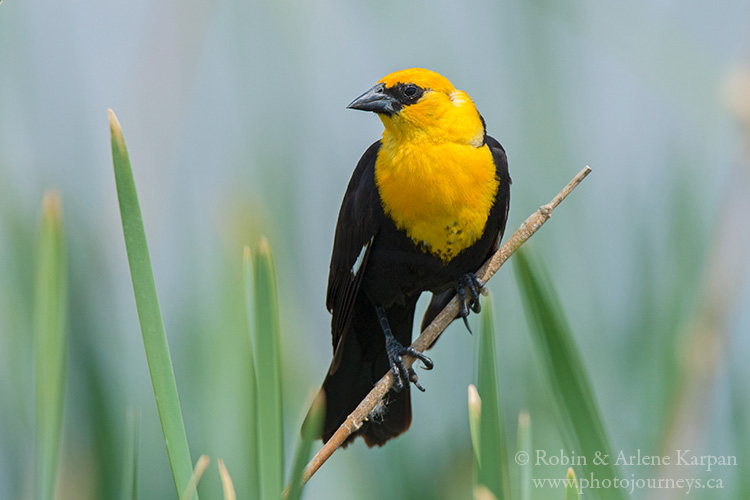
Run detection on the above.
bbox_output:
[348,68,485,147]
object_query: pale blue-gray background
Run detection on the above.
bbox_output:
[1,1,749,498]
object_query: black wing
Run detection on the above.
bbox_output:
[485,134,511,253]
[326,141,384,364]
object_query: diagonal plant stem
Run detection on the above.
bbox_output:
[295,166,592,488]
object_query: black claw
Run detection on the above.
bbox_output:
[402,346,433,370]
[466,275,483,302]
[385,335,434,391]
[387,341,434,390]
[390,364,404,392]
[472,276,485,290]
[458,285,469,317]
[471,300,482,314]
[463,314,473,335]
[468,277,483,313]
[456,273,485,333]
[389,347,410,392]
[409,368,426,392]
[457,284,472,334]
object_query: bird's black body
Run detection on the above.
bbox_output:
[321,134,511,447]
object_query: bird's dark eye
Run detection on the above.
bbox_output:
[403,84,418,98]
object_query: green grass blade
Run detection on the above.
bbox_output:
[242,246,260,499]
[514,248,627,500]
[286,392,325,500]
[33,192,67,500]
[252,237,284,500]
[474,298,511,500]
[517,412,532,500]
[121,410,141,500]
[564,468,581,500]
[108,109,198,499]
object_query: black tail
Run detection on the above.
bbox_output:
[319,294,417,447]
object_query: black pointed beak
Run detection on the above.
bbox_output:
[347,83,399,114]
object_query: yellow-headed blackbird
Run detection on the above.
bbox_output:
[320,68,511,447]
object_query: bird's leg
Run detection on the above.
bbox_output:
[456,273,486,334]
[375,305,434,392]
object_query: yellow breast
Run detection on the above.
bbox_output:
[375,139,499,263]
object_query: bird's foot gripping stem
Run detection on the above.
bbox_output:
[376,306,434,392]
[457,273,486,334]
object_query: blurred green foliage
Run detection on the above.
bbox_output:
[514,249,625,500]
[33,193,67,500]
[474,299,511,500]
[249,240,285,500]
[1,1,749,499]
[109,115,320,499]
